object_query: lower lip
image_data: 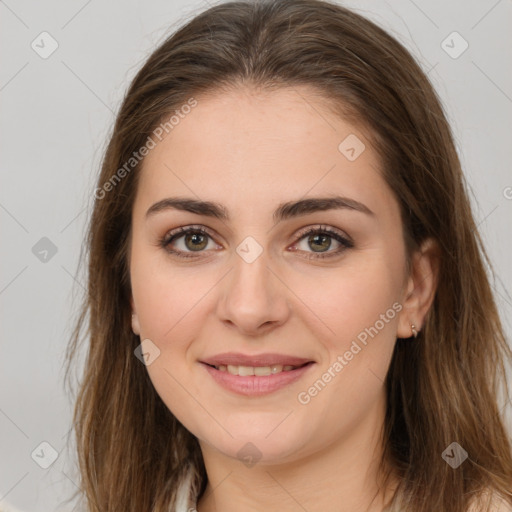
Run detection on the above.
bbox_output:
[200,362,315,396]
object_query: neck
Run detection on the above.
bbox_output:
[196,390,398,512]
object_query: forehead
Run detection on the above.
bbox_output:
[135,85,396,221]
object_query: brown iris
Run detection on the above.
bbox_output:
[308,233,331,252]
[185,232,208,251]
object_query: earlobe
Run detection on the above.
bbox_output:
[397,237,440,339]
[130,298,141,335]
[131,312,141,335]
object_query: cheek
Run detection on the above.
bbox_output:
[131,252,217,341]
[290,260,401,440]
[290,254,402,348]
[130,257,218,431]
[288,252,403,414]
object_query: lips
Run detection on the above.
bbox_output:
[199,352,316,396]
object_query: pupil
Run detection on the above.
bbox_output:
[309,234,331,252]
[186,233,207,251]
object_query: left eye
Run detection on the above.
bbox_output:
[290,227,353,259]
[161,225,353,260]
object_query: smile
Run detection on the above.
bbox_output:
[200,360,315,396]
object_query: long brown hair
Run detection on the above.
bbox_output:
[66,1,512,510]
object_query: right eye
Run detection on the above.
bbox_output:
[160,225,222,258]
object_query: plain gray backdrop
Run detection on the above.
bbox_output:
[1,0,511,510]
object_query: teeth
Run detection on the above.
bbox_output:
[216,364,298,375]
[238,365,254,376]
[254,366,271,376]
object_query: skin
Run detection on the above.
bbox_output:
[130,85,438,512]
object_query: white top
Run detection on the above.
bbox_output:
[174,465,197,512]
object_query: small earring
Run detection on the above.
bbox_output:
[411,324,419,338]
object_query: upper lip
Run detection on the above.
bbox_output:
[201,352,315,367]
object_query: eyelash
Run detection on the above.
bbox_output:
[159,224,354,260]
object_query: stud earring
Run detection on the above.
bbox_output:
[411,324,419,338]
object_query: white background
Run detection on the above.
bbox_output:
[1,0,511,510]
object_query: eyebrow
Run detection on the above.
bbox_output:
[145,195,374,222]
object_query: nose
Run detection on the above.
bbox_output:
[216,248,291,336]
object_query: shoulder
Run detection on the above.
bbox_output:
[467,490,512,512]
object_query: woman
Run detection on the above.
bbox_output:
[66,0,512,510]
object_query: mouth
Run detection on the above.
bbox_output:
[199,353,316,396]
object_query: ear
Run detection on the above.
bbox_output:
[397,237,440,338]
[130,297,141,336]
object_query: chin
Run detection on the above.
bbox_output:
[194,414,317,466]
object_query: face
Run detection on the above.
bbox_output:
[129,86,413,465]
